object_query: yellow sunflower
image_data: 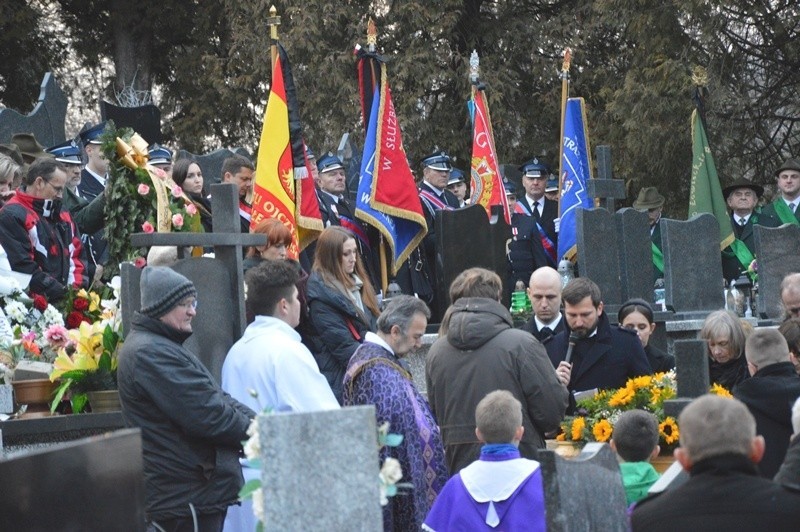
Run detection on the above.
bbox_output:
[630,375,653,390]
[609,386,635,407]
[659,417,680,445]
[571,417,586,441]
[710,383,733,398]
[592,419,613,442]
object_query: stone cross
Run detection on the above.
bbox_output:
[587,146,626,212]
[121,183,265,382]
[0,72,67,147]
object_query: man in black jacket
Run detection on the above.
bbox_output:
[632,395,800,531]
[734,328,800,478]
[545,278,652,411]
[524,266,566,342]
[117,266,255,531]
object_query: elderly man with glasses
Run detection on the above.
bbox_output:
[0,158,93,301]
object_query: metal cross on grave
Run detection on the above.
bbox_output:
[587,145,626,212]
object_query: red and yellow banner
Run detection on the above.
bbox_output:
[470,87,510,225]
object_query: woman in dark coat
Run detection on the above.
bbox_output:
[173,158,213,234]
[700,309,750,389]
[305,226,379,403]
[618,298,674,373]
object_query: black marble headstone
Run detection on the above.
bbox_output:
[615,208,656,303]
[100,101,162,145]
[662,214,724,316]
[664,339,710,418]
[577,207,622,312]
[754,224,800,320]
[0,72,67,147]
[539,442,628,532]
[0,429,145,531]
[435,204,503,312]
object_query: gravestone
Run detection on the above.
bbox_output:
[0,428,145,531]
[538,442,628,532]
[122,184,265,383]
[435,203,507,313]
[176,148,241,187]
[664,340,709,418]
[487,204,513,284]
[577,207,622,313]
[615,207,657,304]
[754,224,800,320]
[587,145,626,212]
[661,214,724,316]
[259,406,382,530]
[100,101,162,145]
[0,72,67,147]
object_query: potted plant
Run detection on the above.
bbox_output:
[49,321,123,413]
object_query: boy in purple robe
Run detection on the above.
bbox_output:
[423,390,547,531]
[343,295,448,531]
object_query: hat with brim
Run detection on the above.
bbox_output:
[722,177,763,200]
[0,144,24,166]
[11,133,54,164]
[421,150,452,171]
[545,177,558,193]
[47,140,83,165]
[316,153,344,174]
[775,158,800,177]
[504,182,518,197]
[519,157,550,180]
[447,168,465,186]
[78,122,108,145]
[632,187,665,211]
[148,144,173,166]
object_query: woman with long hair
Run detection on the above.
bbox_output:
[305,226,380,402]
[173,158,212,233]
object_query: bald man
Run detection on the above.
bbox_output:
[782,273,800,321]
[524,266,566,342]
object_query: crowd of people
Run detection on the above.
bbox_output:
[4,125,800,531]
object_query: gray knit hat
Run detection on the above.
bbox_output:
[140,266,197,318]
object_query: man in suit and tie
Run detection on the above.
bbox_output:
[77,122,109,267]
[761,158,800,227]
[721,178,778,282]
[517,158,558,247]
[524,266,566,342]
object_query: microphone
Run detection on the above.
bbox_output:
[564,332,580,364]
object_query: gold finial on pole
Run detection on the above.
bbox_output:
[557,47,572,223]
[692,65,708,88]
[267,5,281,66]
[560,48,572,78]
[367,18,377,52]
[469,50,480,84]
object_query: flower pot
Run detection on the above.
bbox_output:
[87,389,121,413]
[546,439,582,459]
[651,454,677,473]
[12,378,58,418]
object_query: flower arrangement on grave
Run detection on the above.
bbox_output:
[238,413,406,530]
[556,371,733,451]
[0,285,66,375]
[747,259,758,283]
[101,122,201,276]
[47,277,123,413]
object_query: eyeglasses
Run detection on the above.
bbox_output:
[177,299,198,310]
[43,179,64,196]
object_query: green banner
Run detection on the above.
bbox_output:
[652,242,664,274]
[688,109,735,251]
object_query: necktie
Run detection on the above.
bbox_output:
[790,202,796,214]
[739,218,746,226]
[533,201,540,219]
[540,326,553,339]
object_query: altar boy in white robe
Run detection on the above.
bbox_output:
[423,390,547,531]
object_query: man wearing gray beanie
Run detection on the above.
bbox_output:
[117,266,255,531]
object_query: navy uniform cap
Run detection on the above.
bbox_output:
[317,152,344,174]
[46,140,82,165]
[545,177,558,192]
[447,168,466,186]
[421,149,452,171]
[504,181,518,196]
[148,144,173,165]
[519,158,551,179]
[78,121,108,145]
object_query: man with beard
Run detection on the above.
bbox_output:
[544,277,652,412]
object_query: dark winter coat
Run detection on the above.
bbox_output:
[117,313,255,521]
[305,271,377,403]
[632,454,800,532]
[426,297,569,476]
[733,361,800,478]
[544,312,652,411]
[645,343,675,374]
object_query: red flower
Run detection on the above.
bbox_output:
[32,293,48,311]
[81,315,92,324]
[66,311,83,329]
[133,256,147,268]
[73,297,89,311]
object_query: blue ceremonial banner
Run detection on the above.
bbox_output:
[557,97,594,261]
[355,83,426,274]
